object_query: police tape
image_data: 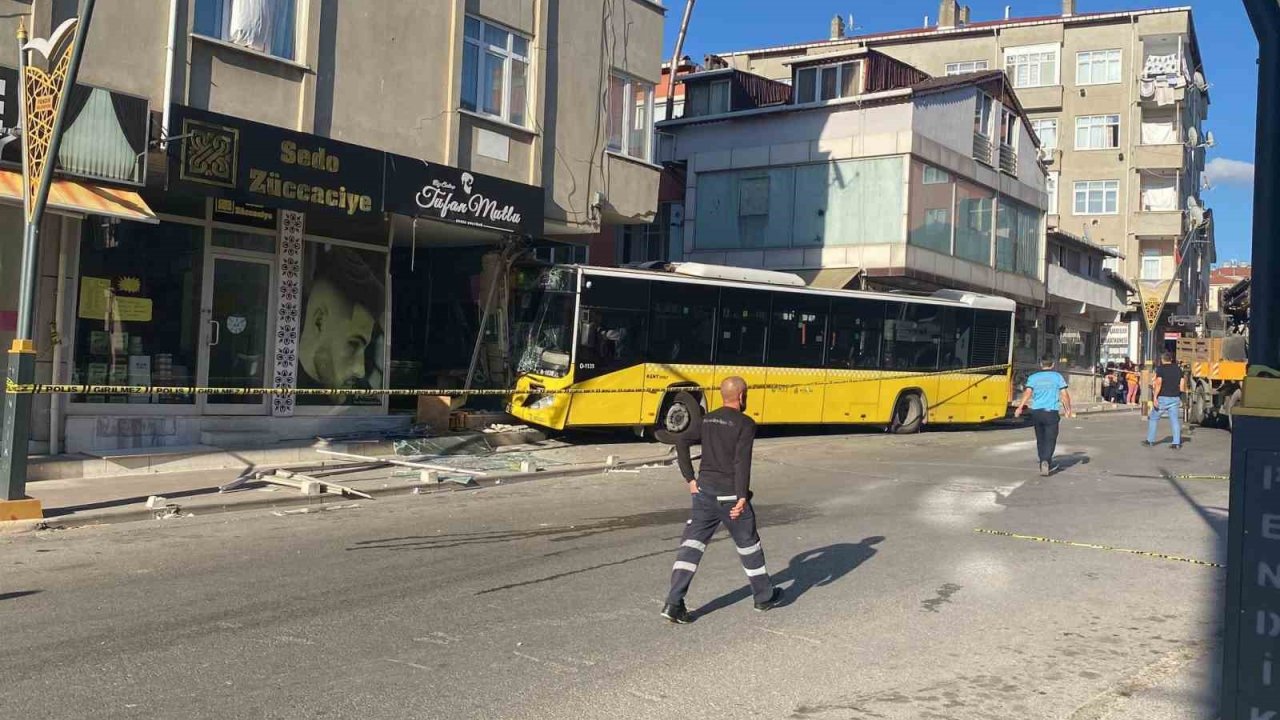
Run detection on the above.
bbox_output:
[974,528,1224,569]
[3,365,1011,397]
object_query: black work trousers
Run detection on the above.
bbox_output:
[1030,409,1061,464]
[667,491,774,606]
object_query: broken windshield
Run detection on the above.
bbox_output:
[512,266,578,378]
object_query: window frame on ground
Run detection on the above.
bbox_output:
[461,15,532,127]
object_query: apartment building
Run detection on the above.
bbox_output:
[0,0,663,454]
[709,0,1214,361]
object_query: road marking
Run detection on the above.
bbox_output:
[414,632,459,646]
[758,627,822,645]
[974,528,1223,568]
[513,650,577,672]
[384,658,432,672]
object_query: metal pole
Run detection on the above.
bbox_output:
[1,0,97,502]
[663,0,696,122]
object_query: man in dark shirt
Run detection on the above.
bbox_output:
[660,377,783,624]
[1144,351,1188,449]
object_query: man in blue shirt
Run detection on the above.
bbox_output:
[1014,356,1074,476]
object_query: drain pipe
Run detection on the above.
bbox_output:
[160,0,178,145]
[48,218,72,456]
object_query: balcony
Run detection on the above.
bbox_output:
[999,144,1017,175]
[1134,143,1184,170]
[1133,211,1184,236]
[1047,265,1127,317]
[973,133,993,167]
[1010,85,1064,111]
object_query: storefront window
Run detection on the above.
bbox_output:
[72,219,204,404]
[295,241,388,406]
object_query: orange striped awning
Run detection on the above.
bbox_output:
[0,169,157,224]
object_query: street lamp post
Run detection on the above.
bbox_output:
[0,0,97,519]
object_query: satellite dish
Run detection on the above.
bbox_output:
[1205,130,1216,147]
[1193,71,1209,92]
[1186,195,1201,212]
[1189,204,1206,228]
[1186,126,1200,146]
[1201,176,1213,191]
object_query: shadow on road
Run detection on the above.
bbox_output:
[694,537,884,617]
[1051,452,1091,474]
[0,590,41,601]
[43,486,222,518]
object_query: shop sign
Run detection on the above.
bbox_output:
[384,152,543,236]
[168,104,383,219]
[0,64,150,185]
[212,198,276,229]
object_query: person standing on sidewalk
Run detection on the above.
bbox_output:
[1125,364,1140,405]
[1014,356,1074,476]
[661,376,784,624]
[1144,352,1187,449]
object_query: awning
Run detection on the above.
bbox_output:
[0,169,157,224]
[791,267,862,290]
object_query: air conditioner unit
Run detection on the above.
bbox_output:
[1038,147,1055,163]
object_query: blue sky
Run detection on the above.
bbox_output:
[661,0,1259,264]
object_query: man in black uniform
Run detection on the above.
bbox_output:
[661,376,784,624]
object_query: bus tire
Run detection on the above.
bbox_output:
[1188,382,1208,426]
[890,392,925,434]
[656,391,703,444]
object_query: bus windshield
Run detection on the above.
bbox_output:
[513,266,577,378]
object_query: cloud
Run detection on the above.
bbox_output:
[1205,158,1255,187]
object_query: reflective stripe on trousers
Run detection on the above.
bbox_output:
[667,492,774,606]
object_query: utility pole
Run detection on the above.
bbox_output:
[1221,1,1280,717]
[0,0,97,520]
[663,0,696,123]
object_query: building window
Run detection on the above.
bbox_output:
[737,175,770,247]
[461,16,531,126]
[1076,49,1122,86]
[607,72,655,161]
[1102,246,1120,272]
[1004,44,1059,88]
[709,80,730,114]
[1000,107,1018,148]
[955,180,994,266]
[1140,172,1179,212]
[923,166,951,184]
[534,245,588,264]
[1030,118,1058,150]
[1075,114,1121,150]
[945,60,989,75]
[795,61,861,103]
[619,203,677,264]
[1046,171,1059,215]
[194,0,296,59]
[1141,249,1162,280]
[1073,180,1120,215]
[974,93,994,137]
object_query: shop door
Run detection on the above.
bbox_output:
[199,254,275,414]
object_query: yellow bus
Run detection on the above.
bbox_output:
[508,263,1014,440]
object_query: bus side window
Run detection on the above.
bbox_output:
[577,276,650,379]
[648,281,718,365]
[827,298,885,370]
[717,289,771,366]
[768,293,829,369]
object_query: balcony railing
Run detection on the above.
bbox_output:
[999,144,1018,175]
[973,133,993,167]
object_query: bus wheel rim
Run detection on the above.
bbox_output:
[665,404,690,433]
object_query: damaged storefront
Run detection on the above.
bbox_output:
[48,104,544,454]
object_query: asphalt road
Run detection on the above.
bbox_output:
[1,411,1231,719]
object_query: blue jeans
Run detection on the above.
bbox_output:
[1147,396,1182,445]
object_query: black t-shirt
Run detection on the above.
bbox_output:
[1156,364,1184,397]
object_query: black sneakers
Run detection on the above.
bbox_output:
[754,587,785,612]
[1141,440,1155,447]
[661,602,693,624]
[1171,444,1182,450]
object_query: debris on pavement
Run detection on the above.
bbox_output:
[270,503,362,517]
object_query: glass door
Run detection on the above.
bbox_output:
[200,254,275,414]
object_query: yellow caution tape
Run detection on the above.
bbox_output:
[974,528,1224,569]
[4,365,1010,397]
[1173,474,1228,481]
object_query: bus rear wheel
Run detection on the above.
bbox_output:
[891,392,925,434]
[656,391,702,444]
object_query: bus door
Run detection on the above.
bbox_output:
[965,310,1014,422]
[565,275,650,426]
[712,288,771,423]
[823,298,885,423]
[762,293,829,424]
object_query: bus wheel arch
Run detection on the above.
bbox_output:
[656,388,704,443]
[890,389,927,434]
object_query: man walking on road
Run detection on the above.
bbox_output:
[1015,356,1074,476]
[1144,352,1187,449]
[661,376,783,624]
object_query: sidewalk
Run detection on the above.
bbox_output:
[8,437,677,532]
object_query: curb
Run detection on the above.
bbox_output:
[31,452,679,531]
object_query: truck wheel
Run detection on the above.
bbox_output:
[890,392,925,434]
[1188,383,1207,426]
[655,391,702,444]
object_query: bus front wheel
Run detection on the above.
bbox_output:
[657,391,703,443]
[890,392,925,434]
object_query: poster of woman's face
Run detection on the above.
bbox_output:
[296,243,387,405]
